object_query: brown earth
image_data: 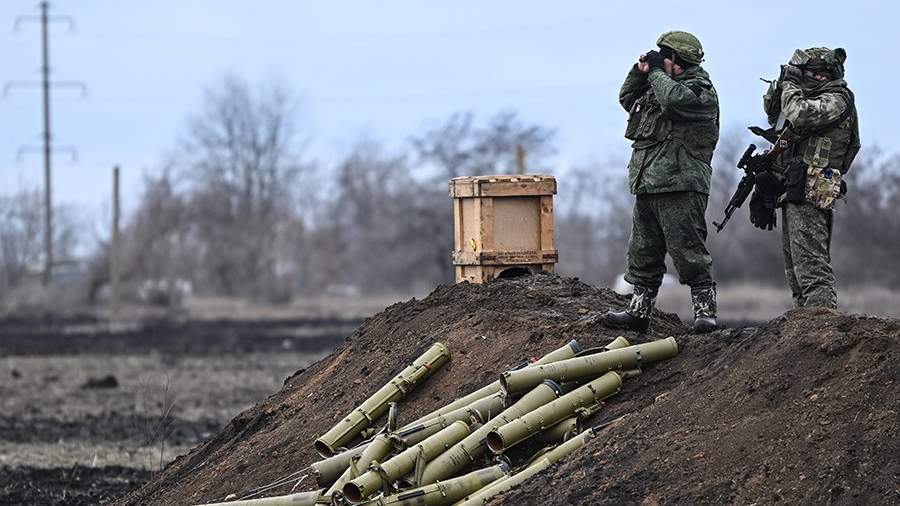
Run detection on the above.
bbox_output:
[495,308,900,505]
[118,273,900,505]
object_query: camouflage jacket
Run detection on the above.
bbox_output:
[619,65,720,195]
[763,78,860,175]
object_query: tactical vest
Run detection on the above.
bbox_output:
[624,82,718,165]
[786,88,859,209]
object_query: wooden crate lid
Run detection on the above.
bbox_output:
[449,174,556,198]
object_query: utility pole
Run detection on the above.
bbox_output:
[5,2,85,286]
[515,144,526,175]
[110,166,121,321]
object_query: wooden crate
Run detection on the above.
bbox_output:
[449,174,557,284]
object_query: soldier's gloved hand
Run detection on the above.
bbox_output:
[780,64,802,85]
[749,190,777,231]
[645,50,666,71]
[754,171,783,209]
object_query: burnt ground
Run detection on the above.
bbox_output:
[0,466,153,506]
[0,316,360,506]
[117,273,900,506]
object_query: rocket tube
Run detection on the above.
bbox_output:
[486,372,621,453]
[315,342,451,457]
[499,337,678,395]
[343,421,471,503]
[397,340,583,431]
[417,380,562,485]
[453,430,595,506]
[324,434,393,500]
[362,464,508,506]
[313,393,504,489]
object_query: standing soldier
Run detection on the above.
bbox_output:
[605,30,720,333]
[750,47,860,308]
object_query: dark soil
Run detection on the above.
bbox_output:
[495,309,900,506]
[0,315,338,506]
[0,465,153,506]
[0,413,221,445]
[118,273,900,505]
[117,274,684,505]
[0,316,360,356]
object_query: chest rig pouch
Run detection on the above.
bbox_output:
[624,91,671,143]
[781,91,855,210]
[803,136,843,209]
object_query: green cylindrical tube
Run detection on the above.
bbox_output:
[311,443,369,488]
[344,421,471,503]
[200,490,321,506]
[399,340,582,431]
[396,392,504,443]
[316,342,451,457]
[313,393,505,490]
[324,434,394,501]
[500,337,678,395]
[602,335,630,351]
[453,430,595,506]
[534,399,608,445]
[418,381,562,485]
[362,465,508,506]
[486,372,621,453]
[534,416,578,444]
[529,426,595,467]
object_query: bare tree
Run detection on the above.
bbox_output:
[555,164,632,286]
[832,151,900,287]
[319,138,451,293]
[0,187,81,293]
[177,75,311,300]
[410,111,556,180]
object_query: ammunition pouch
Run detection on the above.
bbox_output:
[805,166,843,210]
[624,93,670,143]
[801,136,843,210]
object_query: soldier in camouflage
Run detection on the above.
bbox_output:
[605,31,720,333]
[753,47,860,309]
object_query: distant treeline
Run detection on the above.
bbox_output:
[1,76,897,303]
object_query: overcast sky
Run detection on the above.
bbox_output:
[1,0,896,221]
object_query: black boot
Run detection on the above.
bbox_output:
[605,285,657,333]
[691,284,718,333]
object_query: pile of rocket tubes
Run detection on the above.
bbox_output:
[203,334,680,506]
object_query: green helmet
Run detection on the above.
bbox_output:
[656,30,704,65]
[788,47,847,79]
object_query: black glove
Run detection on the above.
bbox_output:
[754,171,783,209]
[749,189,777,231]
[780,64,802,85]
[645,50,665,71]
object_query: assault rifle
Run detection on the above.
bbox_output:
[712,128,797,232]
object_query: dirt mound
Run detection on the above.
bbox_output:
[119,274,899,505]
[495,309,900,505]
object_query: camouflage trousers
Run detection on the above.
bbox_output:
[782,201,837,308]
[624,191,714,291]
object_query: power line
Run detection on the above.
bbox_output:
[76,19,604,46]
[4,2,86,286]
[0,81,617,110]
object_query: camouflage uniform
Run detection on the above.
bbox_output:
[762,47,860,309]
[617,40,720,323]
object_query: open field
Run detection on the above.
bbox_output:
[0,313,362,505]
[1,284,896,504]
